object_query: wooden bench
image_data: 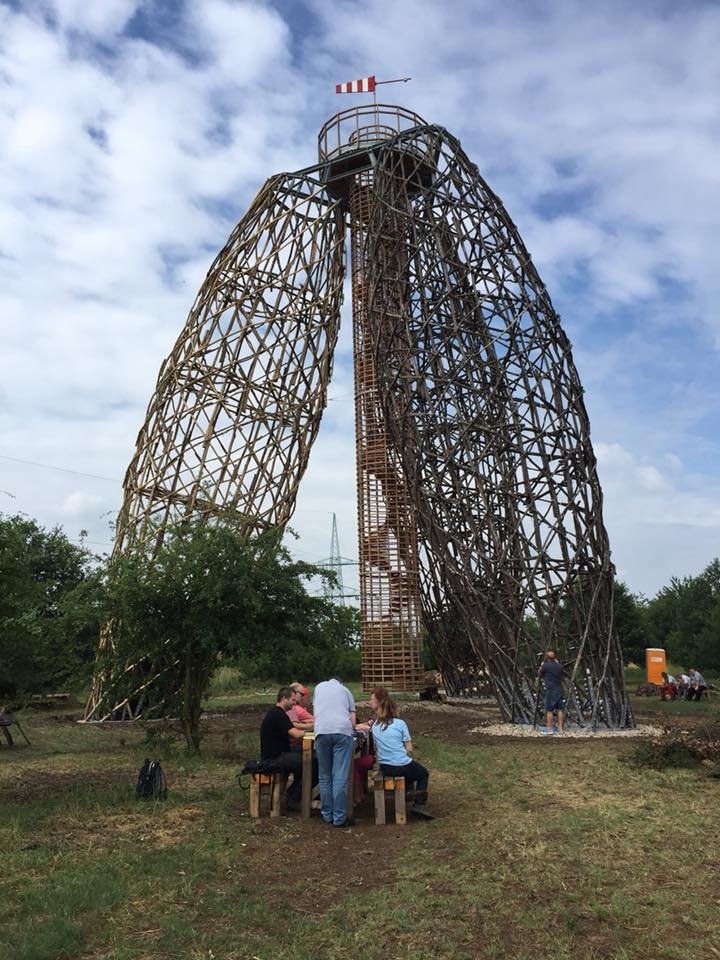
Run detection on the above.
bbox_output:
[249,772,288,818]
[0,716,14,747]
[0,713,30,748]
[30,693,70,707]
[373,773,406,826]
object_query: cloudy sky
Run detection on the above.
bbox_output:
[1,0,719,600]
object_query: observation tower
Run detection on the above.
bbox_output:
[320,105,433,692]
[86,101,633,729]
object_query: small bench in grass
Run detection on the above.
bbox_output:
[29,693,70,708]
[0,712,31,748]
[249,772,288,818]
[373,773,406,826]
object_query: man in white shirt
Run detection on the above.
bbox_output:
[313,677,356,828]
[687,668,707,701]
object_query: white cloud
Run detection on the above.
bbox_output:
[49,0,141,37]
[59,490,104,518]
[0,0,719,601]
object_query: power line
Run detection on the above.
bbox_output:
[71,538,115,549]
[0,453,121,484]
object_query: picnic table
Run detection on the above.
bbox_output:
[0,712,31,747]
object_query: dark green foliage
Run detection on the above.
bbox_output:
[0,513,94,697]
[65,514,359,749]
[644,559,720,672]
[231,600,360,682]
[613,580,648,665]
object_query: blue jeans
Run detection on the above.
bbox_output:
[315,733,354,825]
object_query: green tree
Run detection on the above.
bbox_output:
[0,513,94,698]
[66,515,357,750]
[645,559,720,673]
[613,581,648,665]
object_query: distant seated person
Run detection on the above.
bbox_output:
[259,687,312,808]
[659,671,678,701]
[686,668,707,701]
[677,672,691,699]
[370,690,430,814]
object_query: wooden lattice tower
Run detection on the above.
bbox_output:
[86,104,632,728]
[348,174,423,690]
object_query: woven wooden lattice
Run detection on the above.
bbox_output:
[86,107,632,728]
[365,125,632,727]
[350,174,424,692]
[85,171,345,721]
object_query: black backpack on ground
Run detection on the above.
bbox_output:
[136,759,168,800]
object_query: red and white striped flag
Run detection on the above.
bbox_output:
[336,75,376,94]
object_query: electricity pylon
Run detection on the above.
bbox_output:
[322,513,345,605]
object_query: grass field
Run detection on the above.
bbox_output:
[1,693,718,960]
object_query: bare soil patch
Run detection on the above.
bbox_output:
[0,767,129,803]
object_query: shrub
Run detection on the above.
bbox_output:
[625,717,720,771]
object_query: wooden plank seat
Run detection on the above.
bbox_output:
[0,712,30,748]
[373,773,406,826]
[0,715,14,747]
[249,772,288,818]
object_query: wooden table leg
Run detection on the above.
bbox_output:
[345,741,355,823]
[249,776,261,817]
[14,719,31,746]
[395,777,407,825]
[270,774,285,818]
[0,725,14,747]
[374,774,386,825]
[302,736,313,819]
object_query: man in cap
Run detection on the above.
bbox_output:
[288,682,314,751]
[288,682,314,727]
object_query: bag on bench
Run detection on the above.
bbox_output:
[239,758,281,776]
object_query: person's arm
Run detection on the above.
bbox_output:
[349,711,357,729]
[401,720,413,757]
[288,726,305,740]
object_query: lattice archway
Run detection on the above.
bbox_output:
[366,125,629,727]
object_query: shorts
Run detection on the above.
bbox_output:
[545,691,566,712]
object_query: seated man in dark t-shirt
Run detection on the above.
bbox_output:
[259,687,308,806]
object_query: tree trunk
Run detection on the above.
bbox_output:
[181,637,201,752]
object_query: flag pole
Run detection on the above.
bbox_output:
[373,78,410,117]
[373,77,412,123]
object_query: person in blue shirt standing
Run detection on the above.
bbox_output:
[313,676,356,828]
[370,692,430,813]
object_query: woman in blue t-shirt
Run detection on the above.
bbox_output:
[370,693,430,808]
